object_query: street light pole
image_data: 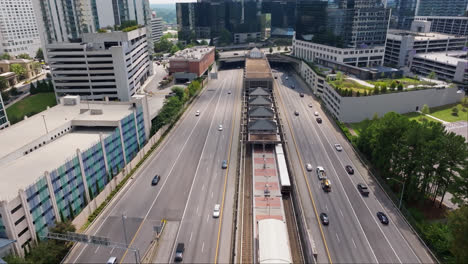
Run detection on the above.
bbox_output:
[122,214,128,246]
[387,178,405,210]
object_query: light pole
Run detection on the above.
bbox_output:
[122,214,128,246]
[387,178,405,210]
[41,114,49,134]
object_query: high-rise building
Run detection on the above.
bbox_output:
[151,12,163,42]
[262,0,296,37]
[393,0,418,29]
[416,0,468,17]
[294,0,391,67]
[0,92,9,129]
[414,16,468,35]
[34,0,151,44]
[34,0,153,102]
[0,0,41,57]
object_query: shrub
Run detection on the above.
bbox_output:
[397,83,404,91]
[452,107,459,116]
[462,108,467,112]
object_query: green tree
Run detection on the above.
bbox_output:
[428,71,437,80]
[381,84,388,93]
[421,104,430,115]
[390,80,397,90]
[169,45,180,55]
[17,53,31,59]
[397,83,404,91]
[372,112,379,120]
[336,71,343,82]
[448,206,468,262]
[219,28,232,46]
[171,86,187,103]
[0,76,8,90]
[452,107,459,116]
[373,86,380,94]
[356,91,361,97]
[154,38,173,53]
[461,97,468,107]
[277,46,281,51]
[0,53,11,59]
[1,90,10,101]
[9,87,19,96]
[118,20,137,30]
[269,47,273,53]
[35,48,44,60]
[200,39,208,45]
[10,64,27,80]
[3,255,33,264]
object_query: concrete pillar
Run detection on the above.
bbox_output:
[18,190,36,244]
[0,200,22,256]
[76,149,91,203]
[44,171,61,222]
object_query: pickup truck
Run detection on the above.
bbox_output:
[316,166,327,180]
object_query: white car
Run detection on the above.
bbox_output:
[334,144,343,151]
[308,103,313,108]
[228,90,231,94]
[306,163,313,171]
[218,125,223,131]
[195,110,200,116]
[314,111,319,116]
[213,204,221,218]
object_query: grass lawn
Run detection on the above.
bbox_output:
[428,103,468,123]
[6,93,57,125]
[368,77,435,88]
[348,111,441,135]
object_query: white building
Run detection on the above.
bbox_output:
[0,95,150,256]
[385,29,466,68]
[413,16,468,36]
[47,28,151,101]
[0,0,41,57]
[294,38,387,68]
[151,12,163,42]
[0,92,8,129]
[410,51,468,87]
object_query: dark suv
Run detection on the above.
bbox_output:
[151,175,161,186]
[357,183,369,196]
[175,243,185,262]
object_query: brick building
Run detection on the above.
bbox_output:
[168,46,215,81]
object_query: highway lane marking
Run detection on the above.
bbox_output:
[202,184,205,191]
[308,109,403,264]
[94,246,100,253]
[214,68,242,264]
[197,206,199,214]
[283,80,380,264]
[274,71,333,264]
[119,80,227,264]
[73,71,220,263]
[336,233,340,243]
[190,232,193,242]
[211,191,213,198]
[352,238,357,249]
[110,247,115,254]
[169,74,229,262]
[316,126,423,263]
[325,204,328,212]
[202,242,205,253]
[340,209,344,217]
[206,214,209,223]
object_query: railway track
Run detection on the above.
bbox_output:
[240,144,253,264]
[283,194,304,263]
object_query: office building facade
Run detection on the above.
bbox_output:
[392,0,418,29]
[47,28,151,101]
[416,0,468,17]
[294,0,391,67]
[262,0,296,37]
[151,12,164,42]
[0,92,8,129]
[414,16,468,36]
[385,30,466,67]
[0,0,41,57]
[0,95,150,256]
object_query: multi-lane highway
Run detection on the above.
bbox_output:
[66,69,242,263]
[273,67,434,264]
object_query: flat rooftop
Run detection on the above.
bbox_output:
[245,58,273,79]
[414,50,467,66]
[0,129,113,201]
[170,46,214,61]
[0,100,134,162]
[387,29,464,41]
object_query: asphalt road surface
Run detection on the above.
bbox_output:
[66,69,242,263]
[273,67,434,264]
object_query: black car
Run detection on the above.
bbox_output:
[320,213,329,225]
[377,212,389,225]
[294,111,299,116]
[357,183,369,196]
[300,93,304,97]
[174,243,185,262]
[345,165,354,174]
[151,175,161,186]
[316,117,322,123]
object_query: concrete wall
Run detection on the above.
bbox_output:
[336,87,463,123]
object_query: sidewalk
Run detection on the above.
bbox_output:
[417,111,448,124]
